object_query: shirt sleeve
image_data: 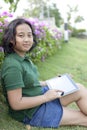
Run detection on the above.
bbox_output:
[3,65,25,91]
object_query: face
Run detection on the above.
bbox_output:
[12,23,33,57]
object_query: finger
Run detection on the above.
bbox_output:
[57,92,64,96]
[55,89,64,92]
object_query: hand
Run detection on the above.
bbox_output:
[43,89,63,102]
[40,81,47,87]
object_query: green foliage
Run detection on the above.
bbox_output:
[67,5,84,31]
[0,52,4,68]
[27,18,63,62]
[71,28,86,37]
[77,29,86,33]
[49,4,62,27]
[29,26,62,63]
[0,53,4,103]
[23,0,62,27]
[37,38,87,85]
[0,11,13,46]
[23,0,46,18]
[3,0,20,12]
[0,16,7,45]
[74,16,84,23]
[71,28,78,37]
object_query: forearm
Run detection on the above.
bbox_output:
[7,87,61,111]
[10,95,46,110]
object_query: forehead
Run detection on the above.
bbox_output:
[16,23,32,33]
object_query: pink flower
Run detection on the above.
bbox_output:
[0,29,3,32]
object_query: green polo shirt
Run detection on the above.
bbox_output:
[1,53,42,121]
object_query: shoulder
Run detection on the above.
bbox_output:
[2,55,22,70]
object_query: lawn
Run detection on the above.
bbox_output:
[0,38,87,130]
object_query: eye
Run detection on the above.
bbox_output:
[28,33,33,38]
[18,34,24,38]
[28,35,32,38]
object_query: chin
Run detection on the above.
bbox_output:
[25,49,29,52]
[24,47,30,51]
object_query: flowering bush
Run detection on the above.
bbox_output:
[0,12,13,69]
[0,11,13,46]
[27,18,63,62]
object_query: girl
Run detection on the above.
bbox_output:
[1,18,87,129]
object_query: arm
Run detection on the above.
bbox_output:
[7,88,46,110]
[7,87,62,111]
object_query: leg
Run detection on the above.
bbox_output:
[60,83,87,115]
[60,107,87,126]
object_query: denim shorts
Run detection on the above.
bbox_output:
[23,86,63,128]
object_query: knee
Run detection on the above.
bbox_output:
[76,83,87,97]
[76,83,84,88]
[76,83,86,91]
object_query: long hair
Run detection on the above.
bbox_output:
[2,18,37,55]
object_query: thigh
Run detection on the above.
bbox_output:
[60,107,87,126]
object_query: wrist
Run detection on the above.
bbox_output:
[42,94,47,103]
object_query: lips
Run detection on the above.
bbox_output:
[23,44,31,47]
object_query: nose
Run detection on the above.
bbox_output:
[24,36,29,42]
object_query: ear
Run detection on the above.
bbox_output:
[10,40,14,44]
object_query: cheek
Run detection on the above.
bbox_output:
[16,37,22,43]
[13,42,21,49]
[31,38,34,44]
[32,38,34,43]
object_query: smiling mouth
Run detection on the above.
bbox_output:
[23,44,31,47]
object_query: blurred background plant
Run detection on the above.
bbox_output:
[0,11,13,45]
[0,11,13,69]
[27,18,63,62]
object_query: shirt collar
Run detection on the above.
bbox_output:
[10,53,29,62]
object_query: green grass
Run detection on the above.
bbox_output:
[1,38,87,130]
[38,38,87,86]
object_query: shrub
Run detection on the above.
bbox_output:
[71,27,86,37]
[0,11,13,46]
[0,11,13,69]
[27,18,63,62]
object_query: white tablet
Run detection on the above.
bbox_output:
[46,74,79,96]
